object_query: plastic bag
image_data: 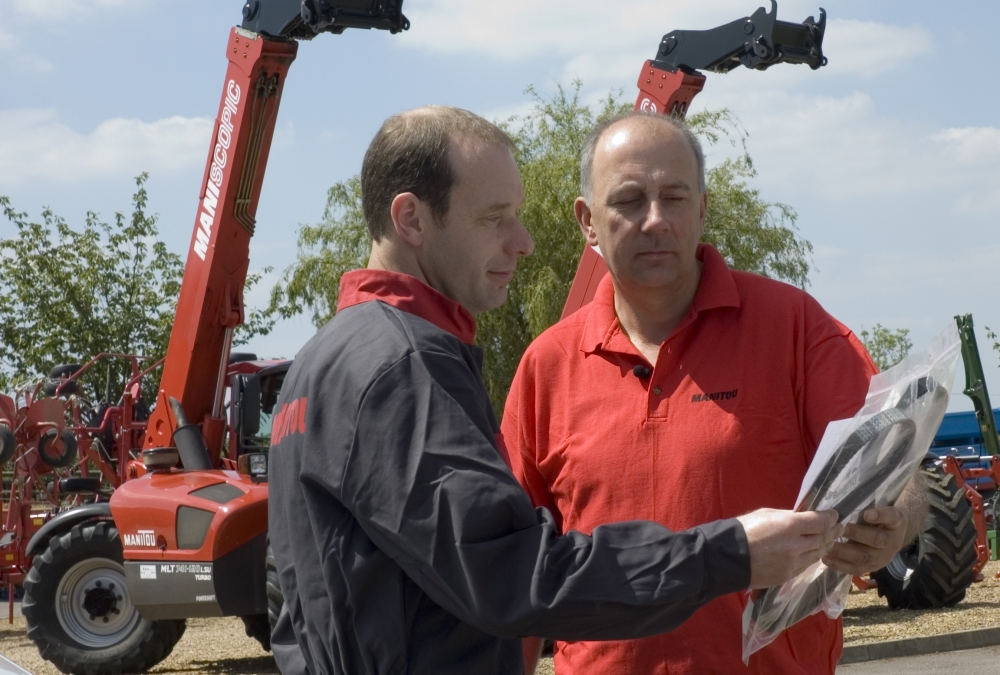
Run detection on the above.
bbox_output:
[741,322,961,663]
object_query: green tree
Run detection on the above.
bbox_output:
[859,324,913,371]
[268,83,812,414]
[0,174,183,400]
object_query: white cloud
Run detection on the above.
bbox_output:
[6,0,137,19]
[695,84,1000,218]
[822,20,932,77]
[0,109,212,186]
[10,54,54,72]
[402,0,751,60]
[0,27,16,50]
[401,2,931,91]
[933,127,1000,165]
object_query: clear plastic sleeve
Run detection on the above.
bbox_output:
[741,322,962,662]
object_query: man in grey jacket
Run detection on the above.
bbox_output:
[267,105,842,675]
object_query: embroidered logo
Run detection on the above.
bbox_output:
[691,389,738,403]
[271,397,308,446]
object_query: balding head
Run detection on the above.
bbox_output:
[361,105,515,241]
[580,112,705,201]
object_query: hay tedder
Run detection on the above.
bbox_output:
[1,355,158,603]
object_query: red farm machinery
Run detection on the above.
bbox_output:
[2,2,994,674]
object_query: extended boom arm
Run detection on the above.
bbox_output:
[143,1,407,458]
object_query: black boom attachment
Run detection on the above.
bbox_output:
[653,0,826,73]
[241,0,409,40]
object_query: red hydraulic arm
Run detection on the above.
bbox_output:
[143,30,297,460]
[143,2,409,459]
[561,1,826,319]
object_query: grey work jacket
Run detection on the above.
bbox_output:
[268,285,750,675]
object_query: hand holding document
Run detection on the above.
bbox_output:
[741,323,961,663]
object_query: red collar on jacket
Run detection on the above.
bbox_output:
[337,269,477,345]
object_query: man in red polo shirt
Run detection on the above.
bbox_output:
[502,112,926,674]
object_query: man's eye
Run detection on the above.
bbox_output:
[612,195,642,206]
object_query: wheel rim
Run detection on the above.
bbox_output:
[884,542,919,584]
[55,557,142,648]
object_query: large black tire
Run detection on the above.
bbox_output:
[265,535,283,630]
[38,428,78,469]
[0,424,15,465]
[22,521,186,675]
[240,614,271,652]
[872,462,977,609]
[240,535,282,652]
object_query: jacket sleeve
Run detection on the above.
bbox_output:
[336,348,751,641]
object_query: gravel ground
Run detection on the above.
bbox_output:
[843,560,1000,645]
[3,564,1000,675]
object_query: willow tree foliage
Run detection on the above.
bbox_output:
[267,83,811,414]
[0,174,181,398]
[860,324,913,371]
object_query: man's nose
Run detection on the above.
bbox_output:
[640,200,669,233]
[509,217,534,257]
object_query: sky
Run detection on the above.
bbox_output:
[1,0,998,412]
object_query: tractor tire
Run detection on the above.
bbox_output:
[239,534,281,652]
[871,462,977,609]
[0,424,15,465]
[48,364,83,380]
[38,429,78,469]
[22,521,186,675]
[265,535,283,630]
[240,614,271,652]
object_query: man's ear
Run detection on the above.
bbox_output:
[574,196,599,248]
[389,192,426,247]
[697,189,708,239]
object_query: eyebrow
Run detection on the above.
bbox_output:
[608,179,693,195]
[476,201,514,215]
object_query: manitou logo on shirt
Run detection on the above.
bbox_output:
[193,80,242,261]
[691,389,738,403]
[271,397,308,446]
[123,530,156,547]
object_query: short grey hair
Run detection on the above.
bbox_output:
[579,111,706,200]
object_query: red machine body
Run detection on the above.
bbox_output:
[112,470,269,619]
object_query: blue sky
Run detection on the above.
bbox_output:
[2,0,998,411]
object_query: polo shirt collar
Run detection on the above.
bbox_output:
[337,269,477,345]
[579,243,741,355]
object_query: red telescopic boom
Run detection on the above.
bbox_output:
[143,2,409,458]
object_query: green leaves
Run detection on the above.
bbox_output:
[859,324,913,371]
[267,83,814,416]
[265,177,369,329]
[0,174,182,399]
[704,156,810,289]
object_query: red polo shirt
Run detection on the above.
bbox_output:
[502,244,876,675]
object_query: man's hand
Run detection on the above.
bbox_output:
[822,506,909,576]
[737,508,842,589]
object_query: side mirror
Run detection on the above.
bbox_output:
[233,374,261,438]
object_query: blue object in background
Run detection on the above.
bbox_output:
[930,408,1000,493]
